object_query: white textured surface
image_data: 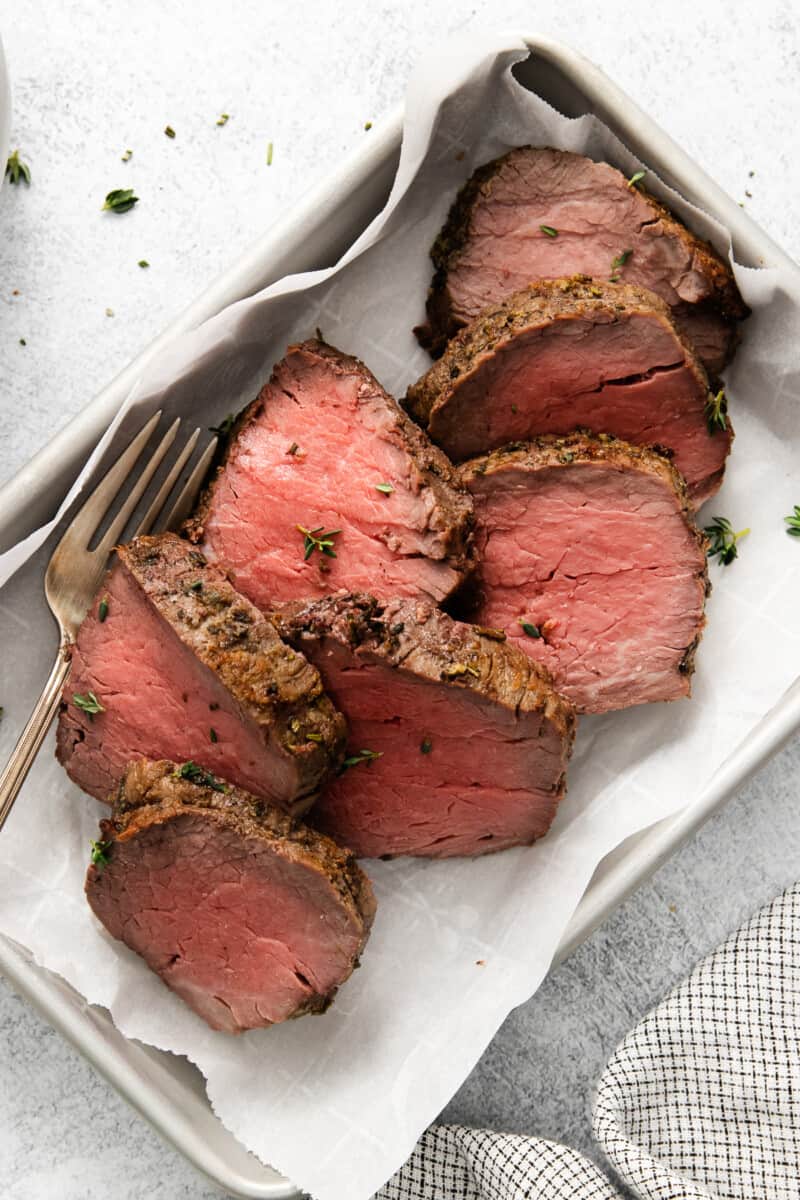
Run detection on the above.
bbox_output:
[1,3,799,1198]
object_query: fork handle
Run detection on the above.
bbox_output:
[0,645,71,833]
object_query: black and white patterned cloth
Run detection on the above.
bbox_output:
[377,884,800,1199]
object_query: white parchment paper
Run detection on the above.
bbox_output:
[2,31,800,1200]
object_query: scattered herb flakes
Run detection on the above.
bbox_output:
[420,738,432,754]
[105,307,115,317]
[559,451,574,463]
[705,387,728,435]
[364,121,373,131]
[519,620,541,639]
[286,442,299,456]
[210,727,218,743]
[266,141,274,166]
[138,259,150,269]
[188,580,203,592]
[306,731,323,743]
[341,748,383,771]
[209,413,236,437]
[102,188,139,214]
[627,170,646,189]
[174,760,230,792]
[121,148,133,162]
[375,482,394,495]
[784,505,800,537]
[98,596,109,622]
[19,338,26,346]
[5,150,31,185]
[297,524,341,562]
[610,248,633,280]
[745,189,753,198]
[73,691,105,717]
[90,839,111,869]
[164,125,176,139]
[704,516,749,566]
[216,113,230,126]
[539,224,558,238]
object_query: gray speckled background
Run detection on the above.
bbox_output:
[1,3,799,1197]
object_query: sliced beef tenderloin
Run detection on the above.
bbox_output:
[418,147,748,374]
[460,434,708,714]
[57,533,345,809]
[186,339,475,610]
[85,758,375,1033]
[275,594,575,859]
[407,277,731,506]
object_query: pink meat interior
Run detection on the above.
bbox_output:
[87,812,364,1033]
[432,312,728,506]
[469,461,707,713]
[202,354,461,607]
[303,640,566,859]
[61,562,293,803]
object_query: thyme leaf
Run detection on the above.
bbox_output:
[784,505,800,537]
[210,727,218,743]
[5,150,31,185]
[121,148,133,162]
[341,748,383,771]
[610,248,633,280]
[98,596,109,623]
[375,482,394,495]
[73,691,105,718]
[539,224,558,238]
[297,524,341,562]
[627,170,646,189]
[209,413,235,437]
[266,141,274,166]
[138,259,150,269]
[164,125,176,139]
[704,516,749,566]
[216,113,230,126]
[420,738,432,754]
[705,388,728,434]
[519,620,541,639]
[173,760,230,792]
[102,188,139,214]
[90,839,111,869]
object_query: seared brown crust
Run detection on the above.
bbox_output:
[274,592,577,748]
[185,338,476,585]
[95,758,376,948]
[406,275,712,431]
[117,534,347,800]
[459,432,710,680]
[416,146,748,357]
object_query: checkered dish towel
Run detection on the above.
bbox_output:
[377,885,800,1200]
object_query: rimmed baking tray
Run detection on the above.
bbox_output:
[2,33,799,1200]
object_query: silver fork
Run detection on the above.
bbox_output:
[0,412,218,832]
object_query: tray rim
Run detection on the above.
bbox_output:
[2,31,800,1200]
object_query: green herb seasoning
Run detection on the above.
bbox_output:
[209,727,218,743]
[266,141,274,166]
[364,121,373,131]
[539,225,558,238]
[216,113,230,126]
[375,482,394,495]
[341,748,383,770]
[98,596,109,622]
[90,839,111,869]
[704,516,750,566]
[519,620,541,639]
[19,338,26,346]
[627,170,646,189]
[164,125,176,138]
[704,388,728,435]
[784,505,800,537]
[5,150,31,185]
[138,259,149,269]
[297,524,341,562]
[73,691,105,717]
[102,188,139,214]
[174,760,230,792]
[121,148,133,162]
[188,580,203,592]
[610,248,633,281]
[286,442,299,455]
[420,738,432,754]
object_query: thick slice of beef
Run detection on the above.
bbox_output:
[460,434,708,714]
[418,147,748,374]
[85,758,375,1033]
[275,594,576,859]
[186,339,475,610]
[406,277,731,506]
[57,533,345,809]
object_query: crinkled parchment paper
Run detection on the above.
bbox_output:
[2,30,800,1200]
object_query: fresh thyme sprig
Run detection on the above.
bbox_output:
[102,188,139,214]
[173,760,230,792]
[704,516,750,566]
[341,748,383,771]
[610,248,633,282]
[90,839,111,869]
[73,691,105,718]
[705,388,728,434]
[5,150,31,185]
[784,506,800,537]
[297,524,341,561]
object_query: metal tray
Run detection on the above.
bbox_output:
[2,33,800,1200]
